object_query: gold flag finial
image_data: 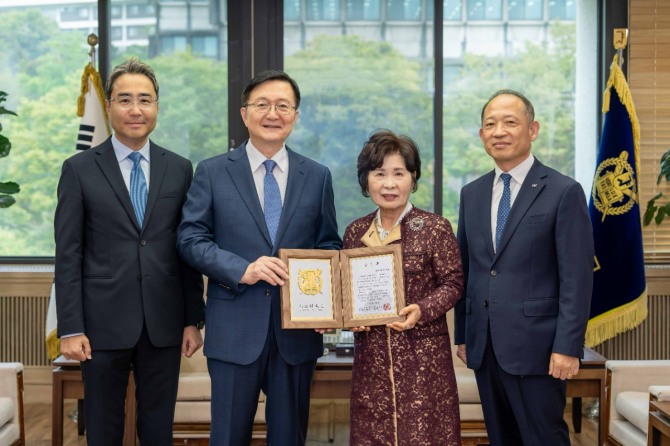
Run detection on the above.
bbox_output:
[614,29,628,50]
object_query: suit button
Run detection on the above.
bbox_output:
[265,289,271,297]
[140,240,147,246]
[490,270,497,276]
[484,299,489,307]
[137,274,142,280]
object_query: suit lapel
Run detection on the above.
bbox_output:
[495,160,546,257]
[94,140,141,230]
[226,146,273,246]
[273,148,307,250]
[477,171,496,260]
[143,142,167,232]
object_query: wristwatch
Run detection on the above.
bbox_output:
[195,320,205,330]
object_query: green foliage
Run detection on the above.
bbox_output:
[442,22,577,223]
[643,147,670,226]
[0,9,229,255]
[286,35,434,231]
[0,91,19,209]
[147,52,228,164]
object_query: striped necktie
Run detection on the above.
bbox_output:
[128,151,147,227]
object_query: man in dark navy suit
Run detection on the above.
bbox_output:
[55,58,205,445]
[455,90,594,445]
[177,70,341,445]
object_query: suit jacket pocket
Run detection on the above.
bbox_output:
[524,213,546,224]
[404,251,428,273]
[523,297,559,316]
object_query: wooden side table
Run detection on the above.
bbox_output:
[566,346,607,446]
[52,356,136,446]
[648,400,670,446]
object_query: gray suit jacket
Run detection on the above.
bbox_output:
[177,143,342,366]
[454,158,594,375]
[54,137,204,349]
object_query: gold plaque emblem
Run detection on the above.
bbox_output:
[592,151,637,222]
[297,269,323,295]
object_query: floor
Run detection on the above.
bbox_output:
[26,398,599,445]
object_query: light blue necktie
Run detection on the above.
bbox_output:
[263,160,282,244]
[128,151,148,227]
[496,173,512,250]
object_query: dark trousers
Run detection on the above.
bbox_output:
[474,329,569,446]
[208,316,316,446]
[80,325,181,446]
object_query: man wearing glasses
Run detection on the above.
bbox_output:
[55,58,205,445]
[178,70,341,445]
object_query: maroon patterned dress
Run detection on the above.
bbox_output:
[344,207,464,446]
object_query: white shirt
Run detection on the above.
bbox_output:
[491,154,535,250]
[246,142,289,209]
[111,135,151,192]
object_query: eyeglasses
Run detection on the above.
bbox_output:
[245,102,296,115]
[109,96,158,110]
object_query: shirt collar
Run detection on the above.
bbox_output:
[246,141,288,173]
[494,153,534,186]
[374,201,413,241]
[111,134,151,162]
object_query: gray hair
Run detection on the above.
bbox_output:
[105,58,159,99]
[480,89,534,125]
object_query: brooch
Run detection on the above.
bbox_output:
[408,217,424,232]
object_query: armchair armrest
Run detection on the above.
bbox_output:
[0,362,25,445]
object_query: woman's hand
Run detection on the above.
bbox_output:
[387,303,421,333]
[350,326,371,333]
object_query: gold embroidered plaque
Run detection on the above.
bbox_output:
[279,246,405,329]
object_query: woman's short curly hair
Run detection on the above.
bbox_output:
[357,129,421,197]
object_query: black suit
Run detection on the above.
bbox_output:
[55,137,204,444]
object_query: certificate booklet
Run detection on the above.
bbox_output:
[279,245,405,329]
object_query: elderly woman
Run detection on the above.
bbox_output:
[344,129,464,446]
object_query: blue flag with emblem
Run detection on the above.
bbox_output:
[586,54,647,347]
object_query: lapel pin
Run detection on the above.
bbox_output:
[532,184,538,188]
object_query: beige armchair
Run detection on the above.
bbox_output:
[173,334,267,442]
[604,360,670,446]
[0,363,24,446]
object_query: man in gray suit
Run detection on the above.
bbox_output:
[454,90,594,445]
[55,58,205,445]
[177,70,341,445]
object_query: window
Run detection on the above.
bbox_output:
[127,25,154,39]
[307,0,340,21]
[192,35,218,58]
[111,5,123,19]
[386,0,422,21]
[60,6,90,22]
[347,0,380,20]
[0,1,227,257]
[467,0,503,20]
[127,4,156,19]
[111,26,123,40]
[283,0,584,232]
[284,1,435,233]
[549,0,576,20]
[508,0,543,20]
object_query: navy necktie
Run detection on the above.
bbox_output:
[128,151,147,227]
[496,173,512,250]
[263,160,282,244]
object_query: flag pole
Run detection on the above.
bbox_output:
[614,28,628,69]
[87,33,98,69]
